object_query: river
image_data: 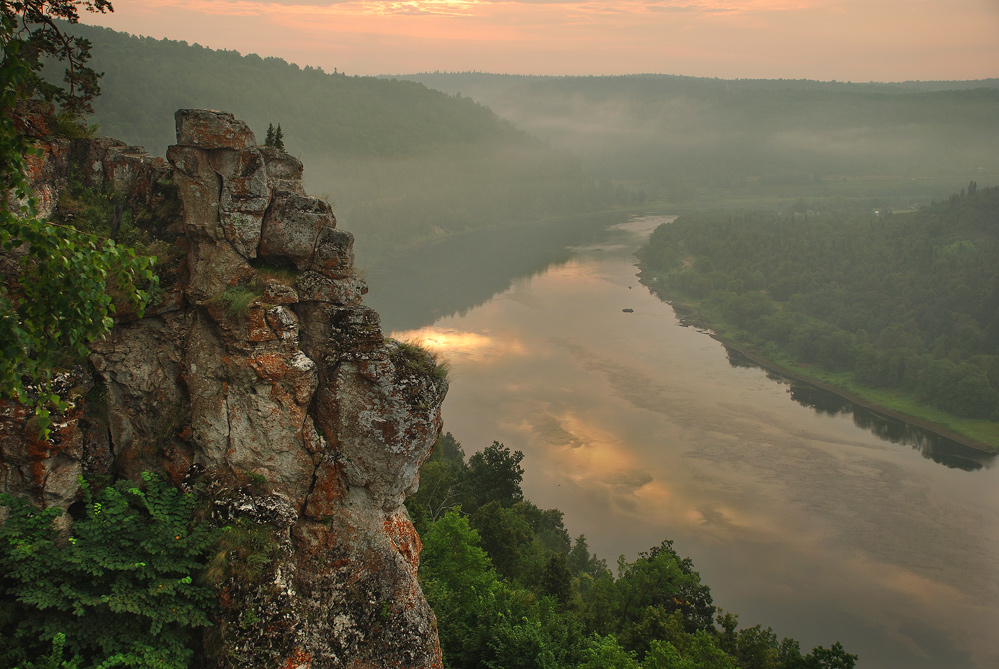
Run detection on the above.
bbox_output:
[364,215,999,669]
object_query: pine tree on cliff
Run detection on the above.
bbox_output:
[274,124,285,151]
[265,122,275,147]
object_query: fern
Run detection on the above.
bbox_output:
[0,475,214,668]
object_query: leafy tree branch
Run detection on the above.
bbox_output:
[2,1,155,436]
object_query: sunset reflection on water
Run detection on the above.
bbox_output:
[390,326,526,362]
[380,217,998,668]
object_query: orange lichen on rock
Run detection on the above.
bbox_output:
[248,352,291,380]
[304,459,346,520]
[282,649,313,669]
[0,391,85,509]
[385,511,423,575]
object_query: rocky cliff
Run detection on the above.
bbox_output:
[0,110,447,668]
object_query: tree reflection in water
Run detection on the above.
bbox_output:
[724,347,994,472]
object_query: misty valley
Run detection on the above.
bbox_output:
[2,17,998,669]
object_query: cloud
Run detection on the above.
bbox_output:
[647,4,706,12]
[139,0,823,10]
[184,0,349,5]
[96,0,999,80]
[155,0,484,18]
[354,1,481,17]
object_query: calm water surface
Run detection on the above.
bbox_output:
[368,216,999,669]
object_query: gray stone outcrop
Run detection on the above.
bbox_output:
[0,110,447,668]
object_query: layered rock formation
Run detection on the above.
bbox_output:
[0,110,447,668]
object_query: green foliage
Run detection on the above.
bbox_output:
[415,435,856,668]
[568,534,610,579]
[201,518,277,589]
[465,441,525,510]
[2,1,114,118]
[53,112,99,139]
[254,264,298,285]
[644,635,736,669]
[405,432,467,533]
[420,508,494,592]
[420,509,588,669]
[614,541,716,639]
[1,6,156,437]
[0,207,157,421]
[433,431,467,464]
[470,501,534,580]
[396,340,450,381]
[210,284,262,317]
[639,188,999,424]
[263,122,284,151]
[0,473,214,668]
[540,553,573,604]
[805,642,858,669]
[578,635,640,669]
[54,168,157,252]
[77,29,529,159]
[418,509,503,667]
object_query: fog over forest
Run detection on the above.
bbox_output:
[396,73,998,206]
[73,24,998,269]
[9,18,998,669]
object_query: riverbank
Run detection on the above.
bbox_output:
[649,286,999,455]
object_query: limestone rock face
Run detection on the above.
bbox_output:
[175,108,257,150]
[1,110,447,668]
[260,193,335,269]
[263,147,306,195]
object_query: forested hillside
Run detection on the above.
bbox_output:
[66,25,611,263]
[638,185,999,442]
[399,73,999,209]
[406,434,857,669]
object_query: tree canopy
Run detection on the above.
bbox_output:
[2,0,112,117]
[638,186,999,426]
[408,433,858,669]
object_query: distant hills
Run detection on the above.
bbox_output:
[394,72,999,201]
[54,25,999,262]
[68,24,610,264]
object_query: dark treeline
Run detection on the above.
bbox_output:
[62,24,614,263]
[638,184,999,422]
[397,72,998,207]
[406,434,856,668]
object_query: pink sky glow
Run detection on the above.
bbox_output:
[87,0,999,81]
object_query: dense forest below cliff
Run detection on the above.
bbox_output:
[638,185,999,443]
[406,434,857,669]
[64,24,613,264]
[398,72,999,209]
[0,435,856,668]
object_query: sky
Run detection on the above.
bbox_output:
[85,0,999,81]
